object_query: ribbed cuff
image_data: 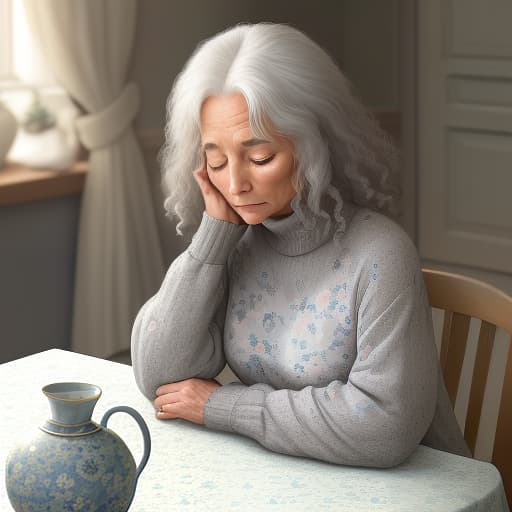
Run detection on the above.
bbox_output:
[188,212,246,264]
[204,383,248,432]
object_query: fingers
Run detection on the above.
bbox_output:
[193,167,216,204]
[156,403,185,421]
[193,168,225,206]
[192,166,207,186]
[156,382,181,396]
[154,382,183,419]
[153,379,222,425]
[192,160,213,194]
[154,391,182,420]
[192,157,246,225]
[154,391,181,410]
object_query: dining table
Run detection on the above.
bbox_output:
[0,348,509,511]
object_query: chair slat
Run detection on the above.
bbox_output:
[442,312,471,405]
[439,312,451,373]
[464,321,496,454]
[492,334,512,510]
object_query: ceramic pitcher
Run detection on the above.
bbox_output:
[5,382,151,511]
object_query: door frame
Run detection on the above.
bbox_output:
[399,0,418,244]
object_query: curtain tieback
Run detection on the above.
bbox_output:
[75,82,139,150]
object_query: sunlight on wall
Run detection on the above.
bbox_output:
[0,0,75,154]
[11,0,56,86]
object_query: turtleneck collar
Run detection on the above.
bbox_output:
[257,196,355,257]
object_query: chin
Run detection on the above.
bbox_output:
[239,213,267,225]
[239,208,293,225]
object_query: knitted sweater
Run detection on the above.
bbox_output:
[131,201,471,467]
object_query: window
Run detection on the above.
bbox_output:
[0,0,81,175]
[0,0,72,121]
[1,0,58,86]
[0,0,13,82]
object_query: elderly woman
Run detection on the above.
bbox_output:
[131,23,470,467]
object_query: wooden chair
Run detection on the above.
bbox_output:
[422,268,512,507]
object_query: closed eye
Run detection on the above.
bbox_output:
[252,155,275,166]
[208,155,275,171]
[208,161,227,171]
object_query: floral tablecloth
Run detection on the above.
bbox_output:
[1,349,509,511]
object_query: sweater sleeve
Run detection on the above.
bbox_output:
[204,260,439,468]
[131,212,247,400]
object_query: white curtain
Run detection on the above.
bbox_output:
[23,0,164,358]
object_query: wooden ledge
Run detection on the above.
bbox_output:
[0,160,88,207]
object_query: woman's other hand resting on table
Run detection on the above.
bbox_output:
[154,379,221,425]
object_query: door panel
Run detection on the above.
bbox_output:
[447,0,512,57]
[418,0,512,274]
[448,130,512,234]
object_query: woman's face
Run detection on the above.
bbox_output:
[199,92,297,224]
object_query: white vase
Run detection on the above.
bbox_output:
[7,107,79,171]
[0,101,18,167]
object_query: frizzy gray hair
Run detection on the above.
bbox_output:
[159,22,400,237]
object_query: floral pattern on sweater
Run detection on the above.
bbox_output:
[225,250,358,388]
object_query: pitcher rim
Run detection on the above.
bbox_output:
[42,382,102,403]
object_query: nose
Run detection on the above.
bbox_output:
[228,161,251,195]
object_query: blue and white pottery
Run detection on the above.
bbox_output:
[5,382,151,512]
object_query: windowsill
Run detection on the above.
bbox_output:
[0,130,161,208]
[0,160,88,207]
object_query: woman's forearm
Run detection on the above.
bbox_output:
[131,213,246,399]
[204,285,438,467]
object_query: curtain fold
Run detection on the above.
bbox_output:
[23,0,164,358]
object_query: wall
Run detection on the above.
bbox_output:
[0,1,400,362]
[133,0,399,134]
[0,196,79,363]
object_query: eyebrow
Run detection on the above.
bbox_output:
[203,138,271,151]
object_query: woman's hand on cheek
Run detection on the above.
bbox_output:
[154,378,222,425]
[193,163,245,225]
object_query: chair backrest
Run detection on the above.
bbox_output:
[422,268,512,507]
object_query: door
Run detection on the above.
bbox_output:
[417,0,512,274]
[416,0,512,461]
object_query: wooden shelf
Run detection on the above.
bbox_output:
[0,160,88,207]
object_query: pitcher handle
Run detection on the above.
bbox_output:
[100,406,151,484]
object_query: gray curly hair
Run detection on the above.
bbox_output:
[160,22,400,237]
